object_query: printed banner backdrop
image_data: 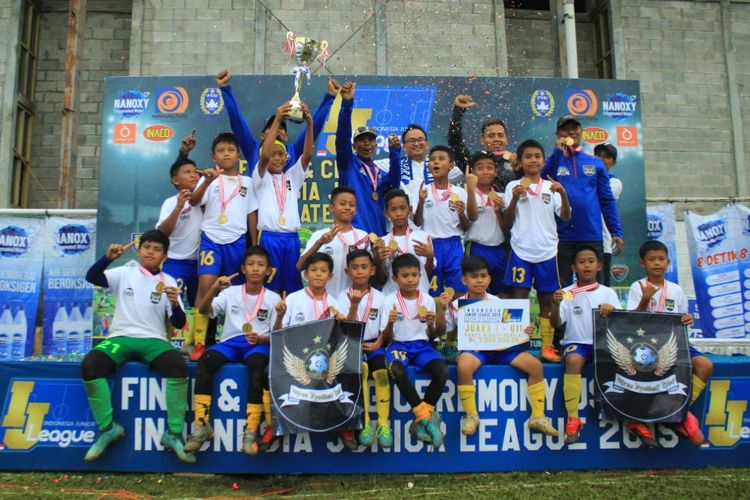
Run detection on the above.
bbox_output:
[646,203,679,283]
[685,205,750,339]
[1,359,748,473]
[97,75,646,285]
[0,217,45,360]
[270,319,364,435]
[42,217,97,356]
[594,311,691,423]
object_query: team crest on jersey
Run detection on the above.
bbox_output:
[448,201,457,212]
[231,305,240,315]
[542,193,551,204]
[583,165,595,176]
[396,312,404,321]
[295,312,305,323]
[557,167,570,177]
[323,247,334,256]
[239,186,248,196]
[610,264,629,282]
[665,299,675,311]
[425,200,434,209]
[286,179,292,191]
[368,308,379,321]
[125,287,134,297]
[573,306,583,316]
[150,292,161,304]
[258,309,269,321]
[179,212,190,222]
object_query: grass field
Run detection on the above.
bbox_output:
[1,468,749,499]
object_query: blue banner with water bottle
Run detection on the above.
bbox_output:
[42,217,97,356]
[0,216,45,360]
[685,204,750,339]
[647,203,679,283]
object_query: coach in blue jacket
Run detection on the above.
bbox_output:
[541,115,624,287]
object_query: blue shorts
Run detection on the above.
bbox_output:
[689,345,703,358]
[466,241,510,295]
[431,236,466,297]
[461,342,529,366]
[562,343,593,362]
[207,334,269,362]
[503,250,560,292]
[259,231,303,294]
[363,346,386,362]
[386,340,442,370]
[199,232,246,283]
[163,258,198,307]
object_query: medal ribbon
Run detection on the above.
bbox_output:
[570,282,599,297]
[474,187,493,207]
[388,227,411,255]
[349,286,374,322]
[242,285,266,324]
[526,178,543,196]
[337,228,370,248]
[361,159,380,196]
[218,174,244,217]
[430,183,452,202]
[646,279,668,312]
[304,288,329,319]
[138,265,166,290]
[396,290,423,321]
[272,173,288,220]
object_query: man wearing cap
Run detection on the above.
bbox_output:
[594,143,622,286]
[335,81,402,235]
[542,115,624,288]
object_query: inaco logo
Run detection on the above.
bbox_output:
[581,127,609,144]
[113,90,149,118]
[705,379,749,447]
[697,220,727,249]
[56,224,92,255]
[602,93,637,121]
[143,124,174,142]
[155,87,189,114]
[565,89,598,116]
[647,214,664,239]
[0,226,30,258]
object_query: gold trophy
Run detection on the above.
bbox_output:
[287,32,328,123]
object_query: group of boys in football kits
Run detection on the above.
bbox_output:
[80,73,712,462]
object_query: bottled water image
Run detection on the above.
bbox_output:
[83,304,93,351]
[52,304,69,356]
[10,307,27,360]
[0,306,12,360]
[67,303,84,354]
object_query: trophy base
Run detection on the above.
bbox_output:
[286,99,304,124]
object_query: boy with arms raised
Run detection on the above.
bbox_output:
[378,188,434,296]
[446,256,558,437]
[255,100,314,295]
[414,146,478,297]
[299,186,374,296]
[337,250,392,448]
[382,254,448,448]
[156,158,203,308]
[503,140,571,363]
[336,81,402,235]
[626,240,712,446]
[550,245,620,444]
[184,246,282,456]
[82,230,194,463]
[190,132,258,359]
[465,151,508,296]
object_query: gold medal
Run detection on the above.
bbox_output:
[562,290,574,301]
[372,192,379,201]
[565,137,575,147]
[443,287,455,298]
[368,233,378,243]
[449,193,459,202]
[155,282,165,293]
[502,152,512,161]
[278,215,286,226]
[217,213,228,224]
[520,177,532,188]
[242,322,253,333]
[388,239,399,250]
[417,305,428,317]
[488,191,498,201]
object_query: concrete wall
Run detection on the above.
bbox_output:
[27,0,131,208]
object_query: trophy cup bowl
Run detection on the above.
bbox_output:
[288,35,328,123]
